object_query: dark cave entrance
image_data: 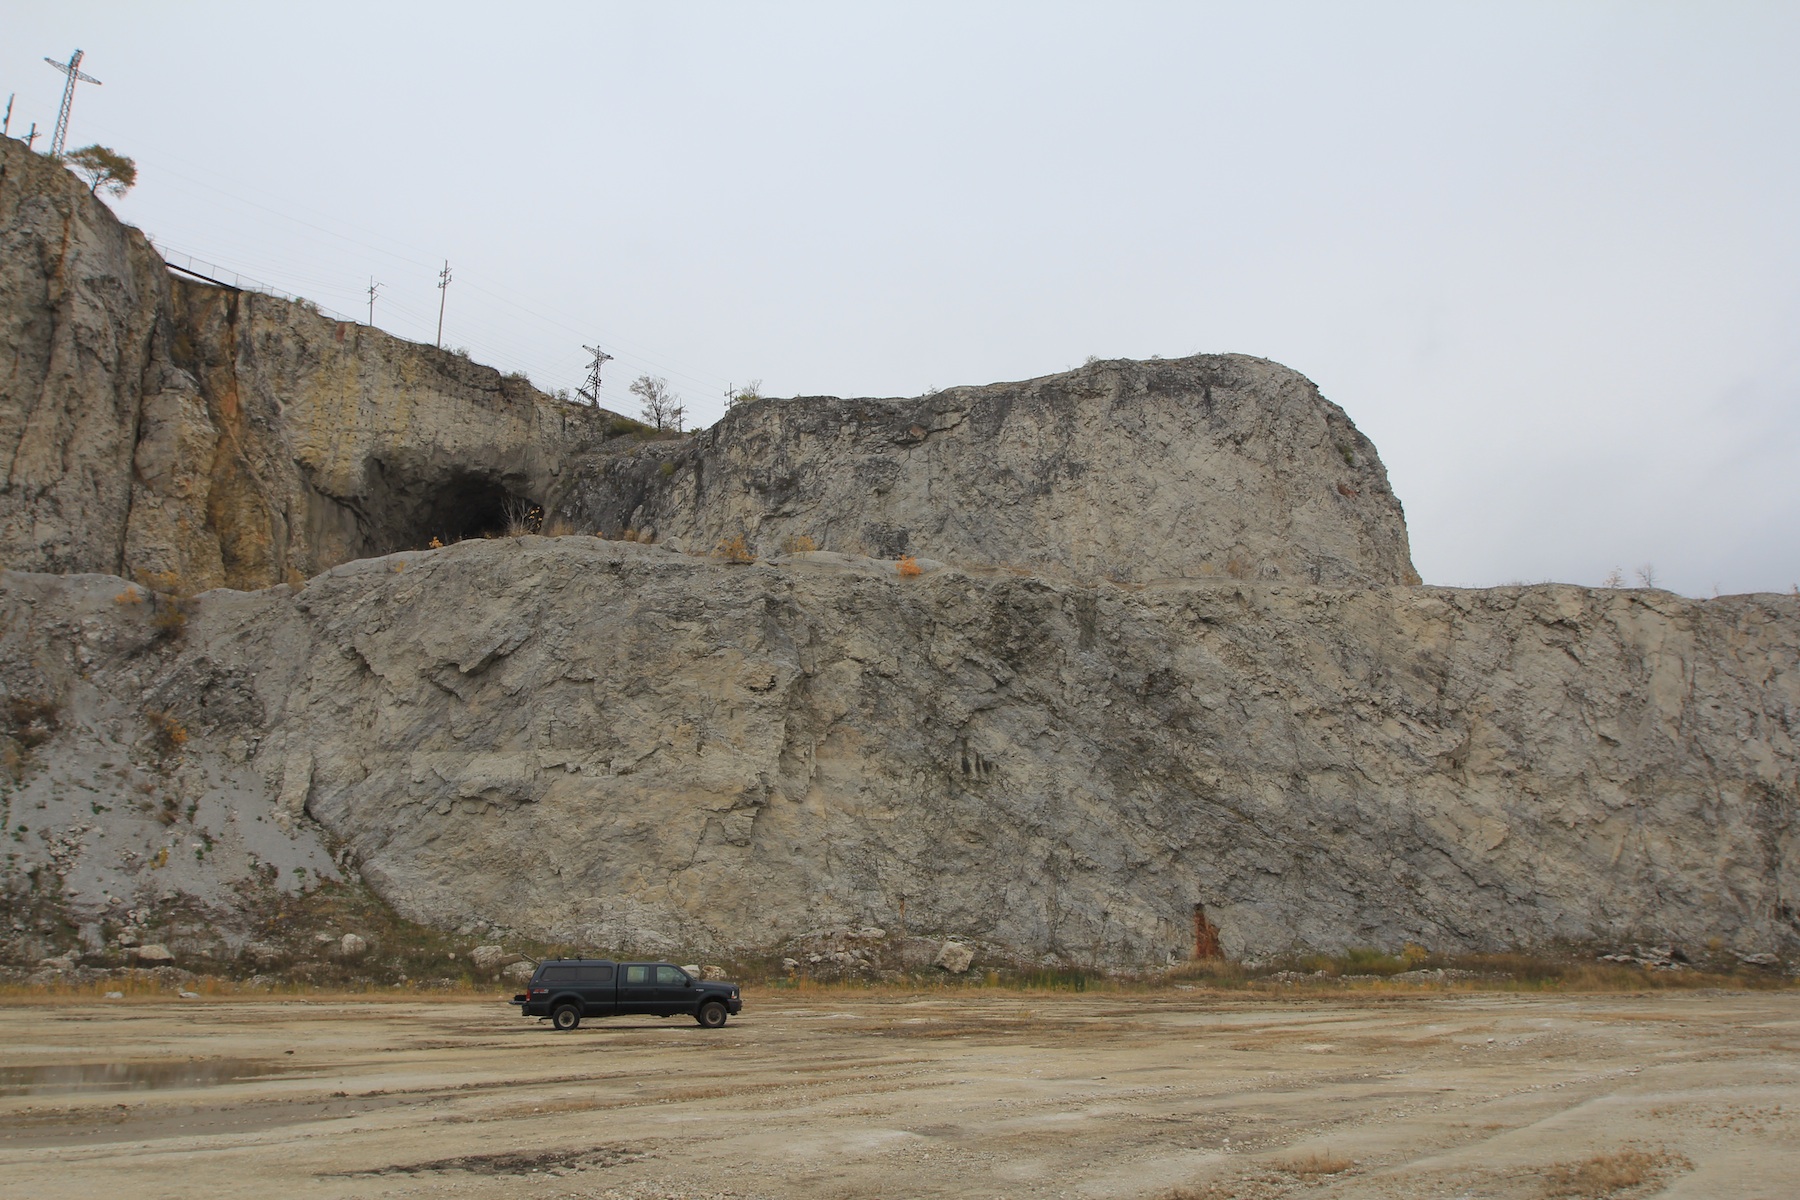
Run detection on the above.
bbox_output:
[354,462,538,554]
[414,472,534,544]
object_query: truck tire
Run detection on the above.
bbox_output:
[552,1004,581,1031]
[697,1001,728,1029]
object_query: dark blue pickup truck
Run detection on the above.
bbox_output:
[511,959,743,1031]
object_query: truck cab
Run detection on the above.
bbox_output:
[511,959,742,1030]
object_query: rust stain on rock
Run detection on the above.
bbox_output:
[1192,903,1221,960]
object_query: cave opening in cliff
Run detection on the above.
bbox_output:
[413,472,533,545]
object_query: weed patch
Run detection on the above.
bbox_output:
[1541,1148,1689,1197]
[144,710,187,756]
[716,535,756,563]
[1283,1151,1354,1177]
[5,697,59,749]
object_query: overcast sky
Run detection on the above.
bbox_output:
[7,2,1798,595]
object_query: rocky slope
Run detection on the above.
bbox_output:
[0,137,616,593]
[3,139,1417,595]
[566,355,1420,587]
[3,538,1794,968]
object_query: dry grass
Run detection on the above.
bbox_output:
[716,534,756,563]
[6,697,59,748]
[783,534,817,554]
[1283,1151,1354,1177]
[896,554,923,578]
[145,709,188,753]
[1540,1148,1689,1197]
[502,498,543,537]
[132,569,193,638]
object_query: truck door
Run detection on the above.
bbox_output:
[653,964,695,1014]
[617,963,657,1015]
[575,962,615,1015]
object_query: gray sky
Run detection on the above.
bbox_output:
[7,2,1798,595]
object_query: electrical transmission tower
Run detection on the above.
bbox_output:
[43,49,101,159]
[577,344,614,405]
[435,260,452,348]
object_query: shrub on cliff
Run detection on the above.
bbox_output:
[66,145,137,198]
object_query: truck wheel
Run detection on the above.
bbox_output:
[698,1001,728,1029]
[552,1004,581,1031]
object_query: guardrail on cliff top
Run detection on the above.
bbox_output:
[154,242,360,326]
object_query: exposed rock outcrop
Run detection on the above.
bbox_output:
[2,140,1413,594]
[3,539,1793,965]
[0,137,616,592]
[3,138,1795,973]
[567,356,1419,586]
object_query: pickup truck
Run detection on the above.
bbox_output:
[511,959,743,1030]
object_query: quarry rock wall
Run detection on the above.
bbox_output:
[3,538,1794,965]
[566,356,1420,587]
[3,140,1796,972]
[0,137,611,593]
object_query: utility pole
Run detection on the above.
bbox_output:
[23,124,38,151]
[3,94,13,138]
[366,277,382,325]
[43,49,101,159]
[577,344,614,405]
[435,260,451,348]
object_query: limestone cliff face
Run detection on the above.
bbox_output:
[4,539,1793,965]
[0,138,612,592]
[0,137,163,576]
[3,139,1414,594]
[568,356,1420,587]
[4,137,1795,972]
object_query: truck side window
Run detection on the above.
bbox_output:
[541,966,578,985]
[575,965,613,985]
[623,964,650,985]
[655,965,688,986]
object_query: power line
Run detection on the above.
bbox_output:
[19,101,750,412]
[43,49,101,159]
[44,121,735,403]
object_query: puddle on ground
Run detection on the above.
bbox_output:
[0,1058,292,1096]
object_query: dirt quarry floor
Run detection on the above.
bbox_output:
[0,990,1795,1199]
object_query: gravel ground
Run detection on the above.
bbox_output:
[0,989,1794,1198]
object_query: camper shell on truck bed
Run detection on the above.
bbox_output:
[511,959,742,1030]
